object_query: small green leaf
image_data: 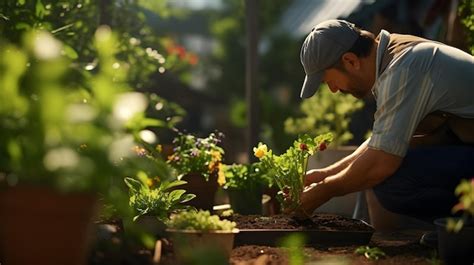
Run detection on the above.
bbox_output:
[169,189,186,201]
[124,177,143,193]
[162,180,187,190]
[62,45,78,59]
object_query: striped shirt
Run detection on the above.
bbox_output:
[368,30,474,157]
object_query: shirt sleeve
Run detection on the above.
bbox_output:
[368,67,434,157]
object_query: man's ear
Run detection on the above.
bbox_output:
[341,52,360,70]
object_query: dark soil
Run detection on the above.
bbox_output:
[229,213,374,232]
[229,230,436,265]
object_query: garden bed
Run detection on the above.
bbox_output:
[229,213,374,247]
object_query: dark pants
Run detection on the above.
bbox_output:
[373,145,474,222]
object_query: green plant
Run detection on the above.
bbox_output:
[222,162,270,190]
[0,0,196,89]
[278,233,306,265]
[167,210,237,232]
[459,0,474,55]
[167,131,225,183]
[447,178,474,232]
[253,133,333,210]
[0,28,152,193]
[284,84,363,146]
[354,246,386,260]
[124,176,195,222]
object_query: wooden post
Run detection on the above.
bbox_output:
[245,0,259,163]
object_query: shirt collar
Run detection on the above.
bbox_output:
[372,29,390,97]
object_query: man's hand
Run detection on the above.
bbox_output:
[286,182,331,220]
[304,169,330,186]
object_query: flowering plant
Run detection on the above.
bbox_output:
[447,178,474,232]
[167,132,226,184]
[253,133,333,211]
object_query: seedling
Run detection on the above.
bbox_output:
[354,246,386,260]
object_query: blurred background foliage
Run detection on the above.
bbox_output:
[1,0,473,164]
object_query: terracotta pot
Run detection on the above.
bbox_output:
[227,186,262,215]
[166,229,238,262]
[180,172,218,211]
[435,218,474,265]
[0,186,97,265]
[135,215,167,238]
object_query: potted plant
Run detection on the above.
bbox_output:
[222,162,270,214]
[166,131,226,211]
[124,169,196,237]
[166,210,239,263]
[253,133,333,212]
[434,178,474,264]
[0,29,159,265]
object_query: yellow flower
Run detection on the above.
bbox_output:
[155,144,163,153]
[253,144,268,158]
[217,164,226,186]
[146,178,154,187]
[211,150,222,162]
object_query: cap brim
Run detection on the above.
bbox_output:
[300,71,323,98]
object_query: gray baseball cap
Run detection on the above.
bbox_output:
[300,19,359,98]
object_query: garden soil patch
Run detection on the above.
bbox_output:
[229,214,374,247]
[229,230,436,265]
[229,213,373,231]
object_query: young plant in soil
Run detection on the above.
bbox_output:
[354,246,386,260]
[253,133,333,211]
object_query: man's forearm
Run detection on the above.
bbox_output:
[322,138,371,175]
[324,147,401,196]
[299,147,403,216]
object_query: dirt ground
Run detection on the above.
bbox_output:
[230,230,437,265]
[155,229,437,264]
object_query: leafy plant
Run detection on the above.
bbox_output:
[447,178,474,232]
[284,84,363,146]
[124,176,195,222]
[459,0,474,55]
[167,131,226,183]
[278,233,306,265]
[253,133,333,210]
[167,210,237,232]
[0,28,156,194]
[0,0,196,89]
[354,246,386,260]
[222,162,270,190]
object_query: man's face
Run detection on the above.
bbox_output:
[322,67,370,99]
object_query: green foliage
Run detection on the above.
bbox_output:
[285,84,364,146]
[222,162,270,190]
[124,176,195,222]
[460,0,474,55]
[278,233,306,265]
[447,178,474,232]
[167,210,237,232]
[0,28,144,192]
[167,132,225,183]
[0,0,196,89]
[354,246,386,260]
[253,133,333,210]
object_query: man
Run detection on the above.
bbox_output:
[295,20,474,228]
